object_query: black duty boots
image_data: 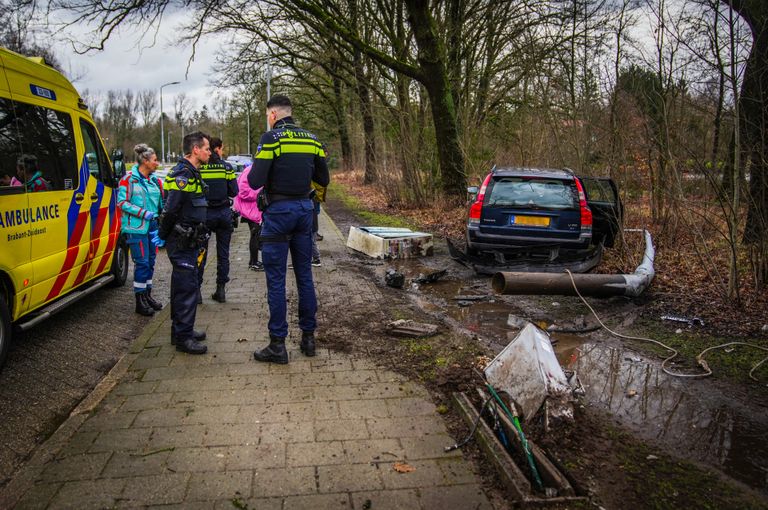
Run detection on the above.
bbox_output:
[253,336,289,364]
[144,289,163,311]
[135,292,154,316]
[300,331,316,357]
[212,283,226,303]
[175,338,207,355]
[171,330,206,346]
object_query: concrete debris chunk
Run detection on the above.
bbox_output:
[385,319,439,338]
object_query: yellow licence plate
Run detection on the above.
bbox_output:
[511,215,550,227]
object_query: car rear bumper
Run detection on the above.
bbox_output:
[467,227,592,253]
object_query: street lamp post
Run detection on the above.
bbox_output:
[167,131,171,161]
[160,81,180,164]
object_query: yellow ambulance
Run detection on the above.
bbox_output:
[0,47,128,368]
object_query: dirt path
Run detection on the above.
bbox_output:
[322,194,768,509]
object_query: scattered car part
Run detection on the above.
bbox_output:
[412,269,447,284]
[661,315,704,327]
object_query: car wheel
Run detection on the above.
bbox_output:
[109,235,129,287]
[0,287,12,371]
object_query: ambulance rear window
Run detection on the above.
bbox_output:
[0,98,77,192]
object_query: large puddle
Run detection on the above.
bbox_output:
[381,261,768,492]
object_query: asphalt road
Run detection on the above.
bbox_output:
[0,252,171,487]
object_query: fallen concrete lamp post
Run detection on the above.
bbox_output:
[491,229,655,298]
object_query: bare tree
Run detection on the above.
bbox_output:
[137,89,157,127]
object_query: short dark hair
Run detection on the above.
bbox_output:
[209,137,223,152]
[266,95,292,109]
[183,131,209,155]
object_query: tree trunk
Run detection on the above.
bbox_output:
[404,0,467,196]
[349,0,377,184]
[331,70,353,171]
[741,12,768,246]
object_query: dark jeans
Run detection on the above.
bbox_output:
[261,199,316,338]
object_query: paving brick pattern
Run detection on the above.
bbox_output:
[10,212,492,509]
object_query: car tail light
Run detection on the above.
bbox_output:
[468,173,493,224]
[574,178,593,231]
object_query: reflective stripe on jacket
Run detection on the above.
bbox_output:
[117,165,163,235]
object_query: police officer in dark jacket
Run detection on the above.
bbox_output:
[155,131,211,355]
[198,137,238,303]
[248,95,330,364]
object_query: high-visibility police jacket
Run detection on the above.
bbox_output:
[247,117,330,198]
[159,158,208,239]
[199,152,237,208]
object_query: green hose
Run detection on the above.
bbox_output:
[485,383,544,491]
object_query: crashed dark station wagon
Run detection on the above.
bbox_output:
[463,167,622,273]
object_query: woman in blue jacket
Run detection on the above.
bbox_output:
[117,144,164,316]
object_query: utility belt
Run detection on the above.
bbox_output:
[172,222,210,249]
[257,189,315,212]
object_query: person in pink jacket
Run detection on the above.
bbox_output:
[234,165,264,270]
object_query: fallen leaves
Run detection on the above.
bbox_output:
[393,461,416,473]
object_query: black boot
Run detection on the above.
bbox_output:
[135,292,154,316]
[171,330,206,345]
[212,283,226,303]
[300,331,316,357]
[176,338,207,355]
[253,335,288,364]
[145,289,163,311]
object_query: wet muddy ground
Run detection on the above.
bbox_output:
[384,257,768,493]
[322,197,768,508]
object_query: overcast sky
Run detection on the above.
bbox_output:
[54,9,230,116]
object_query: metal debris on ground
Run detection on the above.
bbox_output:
[384,268,405,289]
[412,269,447,284]
[661,314,705,327]
[385,319,439,338]
[492,230,656,298]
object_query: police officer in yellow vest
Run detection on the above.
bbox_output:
[198,137,238,302]
[249,95,330,364]
[154,132,211,354]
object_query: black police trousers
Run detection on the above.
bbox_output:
[199,206,234,286]
[166,233,201,342]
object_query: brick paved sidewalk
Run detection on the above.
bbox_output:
[4,211,492,509]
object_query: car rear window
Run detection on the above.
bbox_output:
[486,177,577,210]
